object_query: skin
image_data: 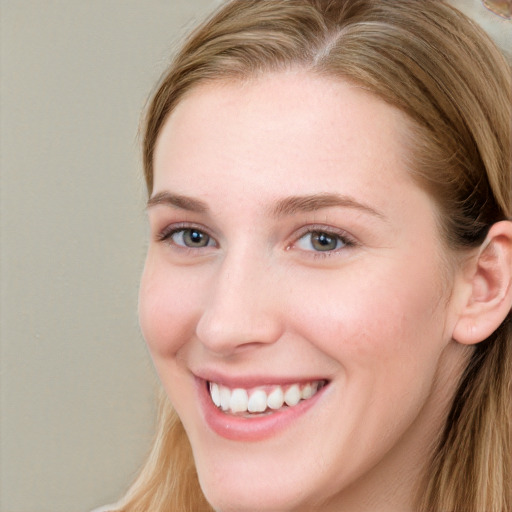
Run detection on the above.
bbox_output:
[139,72,474,512]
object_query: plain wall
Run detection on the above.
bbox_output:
[0,2,217,511]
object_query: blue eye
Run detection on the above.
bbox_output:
[296,230,347,252]
[170,228,214,248]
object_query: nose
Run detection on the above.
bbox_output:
[195,252,284,356]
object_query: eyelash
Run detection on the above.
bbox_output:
[290,226,357,258]
[156,223,217,250]
[156,223,357,258]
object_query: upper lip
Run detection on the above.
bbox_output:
[193,369,329,389]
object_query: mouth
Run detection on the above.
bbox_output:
[207,380,329,417]
[197,374,331,441]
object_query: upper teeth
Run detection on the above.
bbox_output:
[208,381,322,415]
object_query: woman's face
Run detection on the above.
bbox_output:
[140,73,468,512]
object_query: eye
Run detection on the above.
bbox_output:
[295,230,350,252]
[168,228,215,248]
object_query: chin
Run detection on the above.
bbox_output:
[193,448,333,512]
[199,479,312,512]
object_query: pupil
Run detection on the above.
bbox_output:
[187,230,205,246]
[313,232,336,251]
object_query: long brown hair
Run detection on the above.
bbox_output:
[119,1,511,510]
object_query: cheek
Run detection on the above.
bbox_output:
[287,257,449,375]
[138,254,201,359]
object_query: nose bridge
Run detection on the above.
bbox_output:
[196,245,282,354]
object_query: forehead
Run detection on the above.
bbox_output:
[152,71,418,210]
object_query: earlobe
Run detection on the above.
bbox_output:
[452,221,512,345]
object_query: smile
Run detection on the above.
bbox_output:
[208,380,327,416]
[197,376,330,441]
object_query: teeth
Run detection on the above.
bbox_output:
[301,383,313,399]
[220,386,231,411]
[208,381,324,415]
[301,382,318,399]
[210,382,221,407]
[267,387,284,410]
[284,384,301,406]
[248,389,267,413]
[230,388,249,413]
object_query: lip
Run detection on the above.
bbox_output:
[195,376,328,441]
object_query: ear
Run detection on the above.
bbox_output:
[452,220,512,345]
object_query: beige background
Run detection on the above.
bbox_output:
[0,2,509,512]
[0,2,217,511]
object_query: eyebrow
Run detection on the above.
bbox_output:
[147,191,385,220]
[271,193,385,219]
[146,191,209,213]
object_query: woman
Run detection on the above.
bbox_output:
[111,1,512,510]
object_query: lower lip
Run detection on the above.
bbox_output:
[196,378,327,441]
